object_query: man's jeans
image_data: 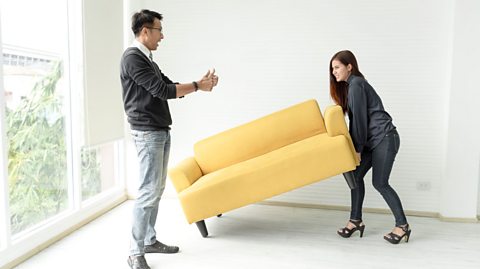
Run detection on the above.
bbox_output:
[350,129,407,226]
[130,130,170,256]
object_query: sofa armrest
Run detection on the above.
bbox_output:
[168,157,203,193]
[324,105,360,165]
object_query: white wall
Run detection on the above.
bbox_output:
[441,0,480,219]
[124,0,479,219]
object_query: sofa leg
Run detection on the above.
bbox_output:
[217,214,222,217]
[196,220,208,237]
[343,171,357,189]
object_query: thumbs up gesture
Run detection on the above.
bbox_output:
[198,68,219,91]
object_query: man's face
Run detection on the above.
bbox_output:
[144,18,163,51]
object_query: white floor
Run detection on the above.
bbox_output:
[14,198,480,269]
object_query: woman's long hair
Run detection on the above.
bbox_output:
[329,50,364,114]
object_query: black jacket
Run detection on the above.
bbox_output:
[120,47,177,131]
[346,75,396,152]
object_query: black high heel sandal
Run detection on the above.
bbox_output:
[384,224,411,244]
[337,219,365,238]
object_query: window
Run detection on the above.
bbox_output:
[2,0,71,236]
[0,0,125,267]
[81,142,122,201]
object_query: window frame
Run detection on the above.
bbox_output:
[0,16,12,253]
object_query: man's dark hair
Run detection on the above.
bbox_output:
[131,9,163,36]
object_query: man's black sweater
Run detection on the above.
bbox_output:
[120,47,177,131]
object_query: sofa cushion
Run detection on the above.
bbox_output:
[193,99,326,174]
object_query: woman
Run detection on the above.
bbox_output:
[329,50,411,244]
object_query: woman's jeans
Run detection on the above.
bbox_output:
[129,130,170,256]
[350,129,407,226]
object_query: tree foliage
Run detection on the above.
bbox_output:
[6,62,68,234]
[6,61,102,234]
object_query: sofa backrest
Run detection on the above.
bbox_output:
[194,99,326,174]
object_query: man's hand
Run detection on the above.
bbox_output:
[198,68,219,91]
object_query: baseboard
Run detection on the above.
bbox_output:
[438,215,479,223]
[126,196,478,223]
[258,200,440,219]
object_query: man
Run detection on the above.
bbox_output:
[120,9,218,269]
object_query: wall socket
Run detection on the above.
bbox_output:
[416,181,431,191]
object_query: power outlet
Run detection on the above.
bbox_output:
[416,181,431,191]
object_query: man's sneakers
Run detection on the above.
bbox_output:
[128,241,179,268]
[144,240,180,254]
[127,255,150,269]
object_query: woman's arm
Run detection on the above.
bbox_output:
[348,80,369,153]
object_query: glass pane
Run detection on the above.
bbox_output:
[81,142,118,201]
[1,0,70,234]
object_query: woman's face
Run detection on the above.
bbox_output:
[331,59,352,82]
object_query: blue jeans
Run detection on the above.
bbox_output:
[129,130,170,256]
[350,129,407,226]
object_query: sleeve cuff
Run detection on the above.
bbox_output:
[356,145,364,153]
[167,84,177,99]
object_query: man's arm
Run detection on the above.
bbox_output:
[123,53,176,100]
[124,51,218,99]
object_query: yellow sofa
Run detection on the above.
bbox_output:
[168,99,359,237]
